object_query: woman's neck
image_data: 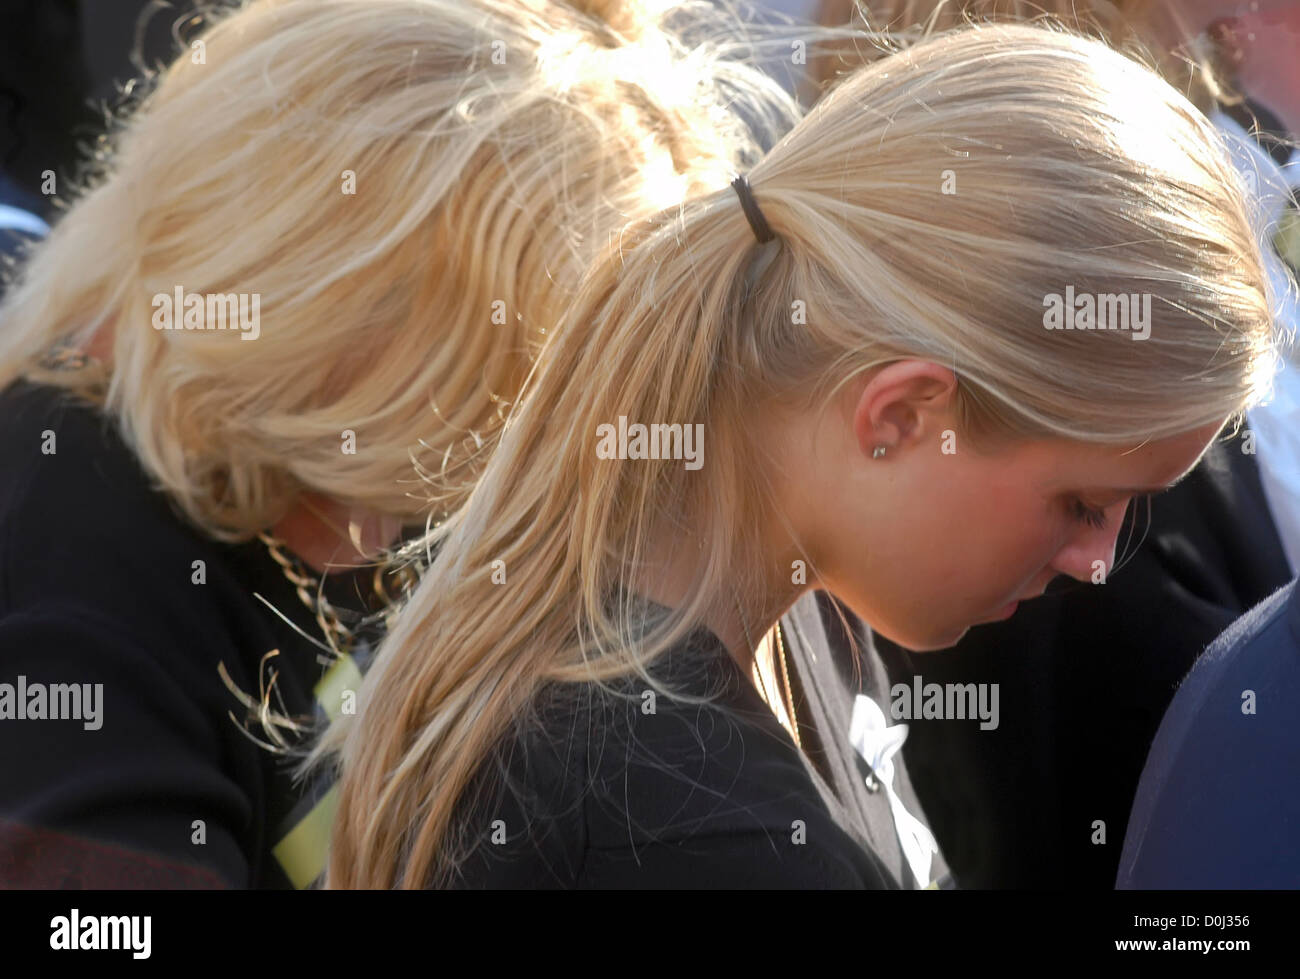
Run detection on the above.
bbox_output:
[633,519,807,679]
[630,538,811,755]
[269,494,404,574]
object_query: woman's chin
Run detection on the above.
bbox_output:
[876,623,970,653]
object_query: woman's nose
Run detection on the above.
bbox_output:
[1050,501,1130,583]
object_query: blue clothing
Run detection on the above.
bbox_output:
[1117,579,1300,888]
[0,172,48,293]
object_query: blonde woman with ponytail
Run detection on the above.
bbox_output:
[318,21,1277,889]
[0,0,791,887]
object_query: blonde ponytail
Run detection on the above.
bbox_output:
[319,22,1276,888]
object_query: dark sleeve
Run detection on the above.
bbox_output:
[0,610,256,888]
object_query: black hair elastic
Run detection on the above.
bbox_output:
[731,173,775,244]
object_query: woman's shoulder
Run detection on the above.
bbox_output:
[447,626,895,888]
[0,379,180,541]
[0,380,313,711]
[0,381,322,886]
[0,380,229,608]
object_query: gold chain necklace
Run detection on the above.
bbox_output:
[732,588,802,750]
[256,514,425,660]
[257,531,357,656]
[773,621,802,751]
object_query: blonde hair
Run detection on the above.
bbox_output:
[811,1,1231,113]
[0,0,794,538]
[315,22,1276,888]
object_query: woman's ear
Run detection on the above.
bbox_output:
[851,360,958,461]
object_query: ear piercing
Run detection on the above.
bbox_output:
[872,446,887,459]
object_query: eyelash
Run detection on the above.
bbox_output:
[1070,498,1110,530]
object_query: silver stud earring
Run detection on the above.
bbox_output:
[872,446,887,459]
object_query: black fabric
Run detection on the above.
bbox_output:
[0,380,372,888]
[0,0,88,213]
[875,428,1292,888]
[446,601,900,889]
